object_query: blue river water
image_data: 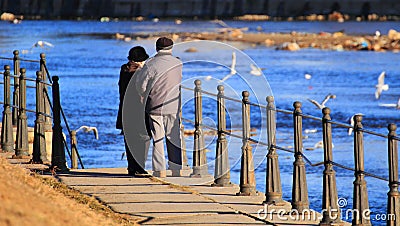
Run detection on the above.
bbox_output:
[1,20,400,225]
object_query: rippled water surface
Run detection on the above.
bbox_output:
[1,20,400,225]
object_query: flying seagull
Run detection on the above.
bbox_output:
[307,94,336,109]
[250,63,263,76]
[347,113,364,135]
[32,40,54,48]
[221,52,237,82]
[379,97,400,109]
[375,71,389,99]
[76,126,99,140]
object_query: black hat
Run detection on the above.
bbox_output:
[128,46,149,61]
[156,37,173,51]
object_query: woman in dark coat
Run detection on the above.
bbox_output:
[116,46,150,176]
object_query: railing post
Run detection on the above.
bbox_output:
[51,76,68,171]
[32,71,48,163]
[387,123,400,226]
[237,91,257,196]
[265,96,283,204]
[191,79,208,177]
[40,53,52,131]
[14,68,29,158]
[352,115,371,225]
[1,65,14,152]
[212,85,231,186]
[320,107,340,225]
[292,101,309,212]
[12,50,20,126]
[71,130,78,169]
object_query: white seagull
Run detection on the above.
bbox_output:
[375,71,389,99]
[347,113,364,135]
[307,94,336,109]
[221,52,237,82]
[304,73,312,80]
[76,126,99,140]
[32,40,54,48]
[250,63,263,76]
[379,97,400,109]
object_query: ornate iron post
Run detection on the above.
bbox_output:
[191,79,208,177]
[40,53,52,131]
[292,101,309,212]
[32,71,48,163]
[320,107,340,225]
[387,123,400,226]
[51,76,68,171]
[1,65,14,152]
[265,96,283,204]
[15,68,29,157]
[12,50,20,126]
[212,85,231,186]
[237,91,257,196]
[352,115,371,225]
[71,130,78,169]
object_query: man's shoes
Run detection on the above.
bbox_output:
[153,170,166,178]
[171,170,183,177]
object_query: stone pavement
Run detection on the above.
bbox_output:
[55,168,336,225]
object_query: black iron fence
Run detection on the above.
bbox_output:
[0,50,83,170]
[182,79,400,226]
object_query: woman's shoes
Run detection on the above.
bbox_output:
[128,169,151,178]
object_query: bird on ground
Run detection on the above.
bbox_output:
[379,97,400,109]
[307,94,336,109]
[76,126,99,140]
[375,71,389,99]
[220,52,237,82]
[249,63,263,76]
[347,113,364,135]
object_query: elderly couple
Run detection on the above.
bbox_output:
[116,37,183,178]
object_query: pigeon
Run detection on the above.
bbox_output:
[221,52,237,82]
[379,97,400,109]
[375,71,389,99]
[76,126,99,140]
[307,94,336,109]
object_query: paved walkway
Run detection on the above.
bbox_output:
[56,168,329,225]
[2,152,350,225]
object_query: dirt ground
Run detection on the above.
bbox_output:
[0,156,139,226]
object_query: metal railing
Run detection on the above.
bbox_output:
[0,50,84,170]
[182,79,400,226]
